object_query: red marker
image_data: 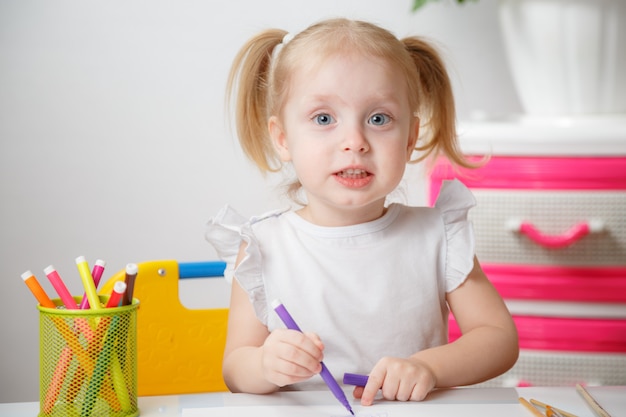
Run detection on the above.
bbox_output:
[106,281,127,308]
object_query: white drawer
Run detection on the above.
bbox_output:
[470,189,626,266]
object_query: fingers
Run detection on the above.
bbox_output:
[304,331,325,351]
[261,329,324,387]
[360,371,384,406]
[358,357,436,406]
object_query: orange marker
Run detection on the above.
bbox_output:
[21,271,75,412]
[43,346,73,413]
[21,271,55,308]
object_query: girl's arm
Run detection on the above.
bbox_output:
[222,246,325,393]
[357,257,519,404]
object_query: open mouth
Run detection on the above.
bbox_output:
[336,168,369,179]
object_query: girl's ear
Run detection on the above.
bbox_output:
[269,115,292,162]
[406,117,420,160]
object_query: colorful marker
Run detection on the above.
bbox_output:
[22,268,118,411]
[83,300,129,412]
[75,256,102,310]
[79,259,106,309]
[271,299,354,416]
[82,315,122,417]
[43,346,73,413]
[122,263,138,306]
[44,265,78,309]
[44,264,96,338]
[343,372,369,387]
[21,271,55,308]
[22,271,80,412]
[84,279,130,411]
[110,350,131,411]
[106,281,127,308]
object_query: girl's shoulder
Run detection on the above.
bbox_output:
[433,179,476,215]
[433,179,477,292]
[205,205,290,284]
[390,179,476,227]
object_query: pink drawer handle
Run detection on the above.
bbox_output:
[506,219,605,249]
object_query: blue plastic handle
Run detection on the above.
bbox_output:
[178,261,226,279]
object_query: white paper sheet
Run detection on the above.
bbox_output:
[181,388,525,417]
[182,403,529,417]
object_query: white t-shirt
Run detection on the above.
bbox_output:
[206,179,476,388]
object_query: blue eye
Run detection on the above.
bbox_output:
[313,113,334,125]
[369,113,390,126]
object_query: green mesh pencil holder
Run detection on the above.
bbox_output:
[38,297,139,417]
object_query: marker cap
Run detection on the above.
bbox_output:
[21,270,35,281]
[125,263,138,275]
[113,281,127,294]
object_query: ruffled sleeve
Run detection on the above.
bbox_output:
[205,205,287,324]
[434,179,477,292]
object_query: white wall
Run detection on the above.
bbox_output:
[0,0,520,402]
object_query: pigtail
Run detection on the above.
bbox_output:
[402,37,476,169]
[226,29,287,172]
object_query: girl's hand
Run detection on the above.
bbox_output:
[260,329,325,388]
[353,357,436,405]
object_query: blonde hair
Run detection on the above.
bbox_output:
[226,18,475,177]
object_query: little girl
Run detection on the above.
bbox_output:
[206,18,518,406]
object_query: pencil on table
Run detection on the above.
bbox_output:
[530,398,579,417]
[576,384,612,417]
[547,406,570,417]
[519,397,545,417]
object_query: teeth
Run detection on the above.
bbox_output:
[339,169,367,177]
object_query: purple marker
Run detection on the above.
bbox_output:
[271,299,354,416]
[343,372,369,387]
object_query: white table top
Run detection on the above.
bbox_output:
[1,386,624,417]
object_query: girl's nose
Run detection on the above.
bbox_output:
[342,129,370,153]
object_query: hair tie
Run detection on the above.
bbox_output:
[282,33,294,45]
[272,32,294,63]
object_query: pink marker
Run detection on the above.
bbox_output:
[44,265,78,309]
[105,281,127,308]
[78,259,106,309]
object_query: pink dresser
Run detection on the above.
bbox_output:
[429,117,626,386]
